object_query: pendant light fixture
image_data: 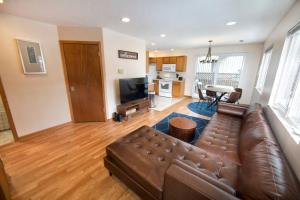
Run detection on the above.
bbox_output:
[200,40,218,63]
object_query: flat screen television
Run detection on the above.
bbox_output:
[119,77,148,104]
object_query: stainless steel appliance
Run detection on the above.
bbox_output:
[162,64,176,72]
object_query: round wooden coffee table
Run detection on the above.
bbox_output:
[169,117,197,142]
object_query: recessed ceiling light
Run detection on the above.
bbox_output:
[151,42,156,46]
[121,17,130,23]
[160,34,166,38]
[0,0,4,4]
[170,49,174,51]
[226,21,237,26]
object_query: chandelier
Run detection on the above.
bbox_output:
[200,40,218,63]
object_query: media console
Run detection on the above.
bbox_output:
[117,98,150,119]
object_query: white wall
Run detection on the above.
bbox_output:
[251,1,300,180]
[57,26,103,41]
[151,43,263,104]
[0,14,71,137]
[102,28,146,118]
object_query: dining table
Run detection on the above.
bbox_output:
[204,84,235,108]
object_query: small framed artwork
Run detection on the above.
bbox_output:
[118,50,138,60]
[16,39,46,74]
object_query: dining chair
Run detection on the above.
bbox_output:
[206,90,216,100]
[234,88,243,103]
[197,85,212,109]
[223,91,241,104]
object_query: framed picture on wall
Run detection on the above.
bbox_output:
[118,50,138,60]
[16,39,47,74]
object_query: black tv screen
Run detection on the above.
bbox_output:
[119,77,148,104]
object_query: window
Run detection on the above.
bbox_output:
[270,23,300,136]
[196,54,245,88]
[256,48,273,93]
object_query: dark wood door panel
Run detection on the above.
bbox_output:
[62,42,105,122]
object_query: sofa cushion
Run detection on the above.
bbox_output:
[178,147,239,191]
[195,113,242,164]
[239,111,277,161]
[106,126,179,199]
[238,141,300,200]
[244,103,262,116]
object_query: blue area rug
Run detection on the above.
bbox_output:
[152,112,209,144]
[187,102,216,117]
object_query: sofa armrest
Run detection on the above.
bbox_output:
[163,160,239,200]
[217,103,248,117]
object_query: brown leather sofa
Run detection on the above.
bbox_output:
[104,103,300,200]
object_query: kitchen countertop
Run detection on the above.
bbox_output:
[152,79,185,82]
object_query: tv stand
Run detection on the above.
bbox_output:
[117,98,150,119]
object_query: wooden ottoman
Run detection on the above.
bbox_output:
[169,117,197,142]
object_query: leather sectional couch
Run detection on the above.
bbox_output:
[104,103,300,200]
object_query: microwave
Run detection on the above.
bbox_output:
[162,64,176,72]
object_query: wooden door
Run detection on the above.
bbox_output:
[176,56,187,72]
[0,159,10,200]
[156,57,163,71]
[61,42,105,122]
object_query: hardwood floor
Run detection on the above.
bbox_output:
[0,98,208,200]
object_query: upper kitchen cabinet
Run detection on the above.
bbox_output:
[156,57,163,71]
[176,56,187,72]
[148,56,187,72]
[163,57,170,64]
[169,57,177,64]
[149,57,156,64]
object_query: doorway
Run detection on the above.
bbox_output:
[60,41,106,122]
[0,77,18,146]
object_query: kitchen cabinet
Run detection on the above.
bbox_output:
[176,56,187,72]
[148,56,187,72]
[169,57,177,64]
[172,81,185,97]
[156,57,163,71]
[153,80,159,95]
[149,57,156,64]
[146,51,150,73]
[163,57,170,64]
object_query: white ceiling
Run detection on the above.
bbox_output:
[0,0,296,50]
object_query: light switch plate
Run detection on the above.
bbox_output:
[118,68,124,74]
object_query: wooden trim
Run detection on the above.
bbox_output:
[0,158,10,200]
[0,77,18,141]
[97,42,108,121]
[19,122,71,141]
[59,40,100,45]
[59,40,107,122]
[146,50,149,73]
[59,42,74,122]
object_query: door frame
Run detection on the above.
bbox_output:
[59,40,107,122]
[0,76,19,141]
